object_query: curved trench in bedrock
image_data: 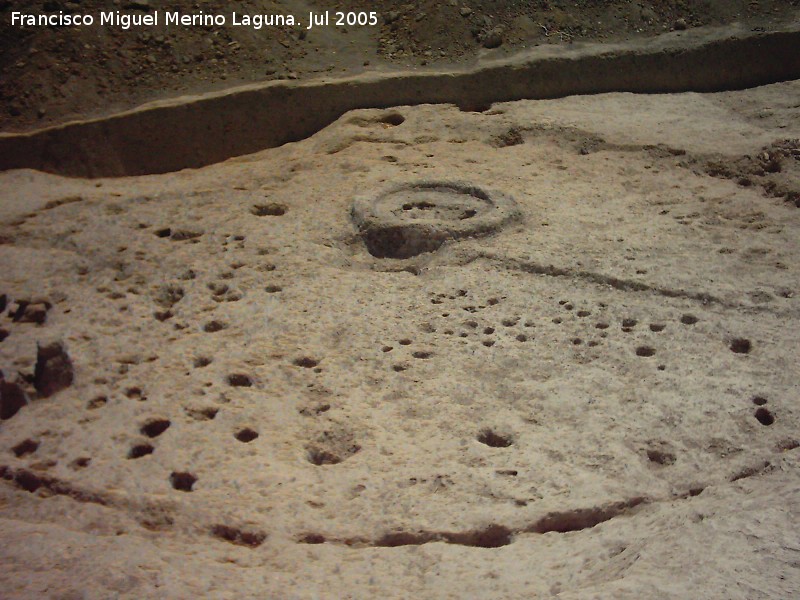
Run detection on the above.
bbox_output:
[1,24,799,178]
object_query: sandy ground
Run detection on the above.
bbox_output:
[0,79,799,597]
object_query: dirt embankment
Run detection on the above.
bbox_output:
[2,0,798,132]
[2,21,800,178]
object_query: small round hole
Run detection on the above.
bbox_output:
[380,113,405,126]
[730,338,751,354]
[754,408,774,426]
[170,471,197,492]
[235,428,259,443]
[477,429,513,448]
[128,444,154,459]
[140,419,171,438]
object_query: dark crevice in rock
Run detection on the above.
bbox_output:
[340,523,515,549]
[211,524,267,548]
[730,461,773,482]
[307,498,649,549]
[0,465,108,505]
[473,252,794,314]
[523,498,647,534]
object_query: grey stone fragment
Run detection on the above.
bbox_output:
[34,341,74,398]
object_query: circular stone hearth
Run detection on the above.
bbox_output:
[351,181,520,259]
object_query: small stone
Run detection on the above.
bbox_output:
[460,7,472,17]
[19,303,50,324]
[11,300,51,324]
[0,380,29,420]
[34,341,74,398]
[674,18,688,30]
[483,28,504,49]
[385,10,400,24]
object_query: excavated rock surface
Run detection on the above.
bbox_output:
[0,76,798,598]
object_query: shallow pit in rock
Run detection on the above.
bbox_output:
[352,181,519,259]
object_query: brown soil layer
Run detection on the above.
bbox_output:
[2,0,799,131]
